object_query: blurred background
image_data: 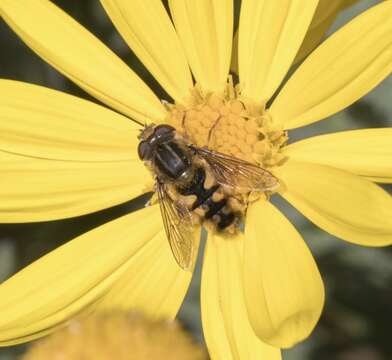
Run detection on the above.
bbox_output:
[0,0,391,359]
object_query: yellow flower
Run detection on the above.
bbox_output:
[0,1,391,359]
[22,311,208,360]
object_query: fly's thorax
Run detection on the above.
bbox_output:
[147,138,192,182]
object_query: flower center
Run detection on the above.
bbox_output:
[166,81,288,171]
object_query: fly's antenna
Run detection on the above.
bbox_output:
[129,117,145,127]
[121,113,147,128]
[121,113,152,139]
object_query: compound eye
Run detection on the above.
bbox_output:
[154,124,175,138]
[138,140,152,160]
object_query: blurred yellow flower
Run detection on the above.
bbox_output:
[21,311,208,360]
[0,1,391,359]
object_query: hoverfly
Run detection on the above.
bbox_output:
[138,124,279,270]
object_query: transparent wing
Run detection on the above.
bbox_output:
[192,146,279,192]
[156,181,197,271]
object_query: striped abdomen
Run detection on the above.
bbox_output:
[177,167,237,231]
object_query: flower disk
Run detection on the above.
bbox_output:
[167,82,288,169]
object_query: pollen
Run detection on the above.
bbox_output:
[166,80,288,170]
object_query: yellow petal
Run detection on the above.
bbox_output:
[284,129,392,183]
[238,0,318,102]
[0,0,165,123]
[365,176,392,183]
[231,1,357,75]
[294,0,357,64]
[0,80,139,161]
[0,150,148,222]
[244,200,324,348]
[98,228,199,319]
[100,0,193,103]
[0,81,148,222]
[169,0,233,94]
[276,160,392,246]
[270,1,392,129]
[201,233,282,360]
[0,206,189,346]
